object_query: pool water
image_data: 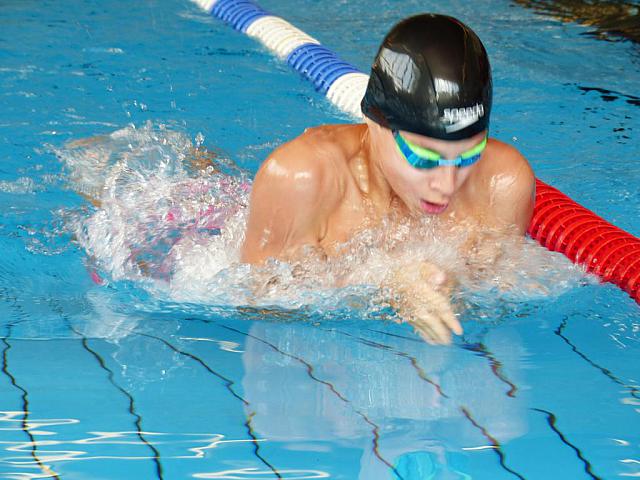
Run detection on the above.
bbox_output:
[0,0,639,478]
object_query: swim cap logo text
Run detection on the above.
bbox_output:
[442,104,485,133]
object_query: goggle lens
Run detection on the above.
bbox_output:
[394,131,487,170]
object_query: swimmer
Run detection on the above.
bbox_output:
[241,14,535,344]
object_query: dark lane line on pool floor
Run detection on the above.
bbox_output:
[459,333,608,479]
[532,408,602,480]
[243,411,281,480]
[464,328,611,480]
[368,327,520,400]
[135,331,282,480]
[457,333,601,479]
[1,289,62,478]
[555,315,640,400]
[76,334,165,480]
[460,342,519,398]
[1,322,61,480]
[460,407,527,480]
[209,320,406,480]
[329,328,450,399]
[364,327,423,343]
[47,299,165,480]
[332,327,529,480]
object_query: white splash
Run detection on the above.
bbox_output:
[0,177,39,194]
[55,122,589,317]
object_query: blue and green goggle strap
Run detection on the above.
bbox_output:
[393,131,488,169]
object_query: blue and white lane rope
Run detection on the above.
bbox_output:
[191,0,369,117]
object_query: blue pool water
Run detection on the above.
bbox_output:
[0,0,639,478]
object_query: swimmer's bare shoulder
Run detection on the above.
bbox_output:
[241,125,355,264]
[467,137,536,234]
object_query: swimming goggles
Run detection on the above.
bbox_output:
[393,131,487,169]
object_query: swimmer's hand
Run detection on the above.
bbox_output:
[388,262,462,345]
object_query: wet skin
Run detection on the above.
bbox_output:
[241,121,535,343]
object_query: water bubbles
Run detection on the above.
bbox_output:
[0,177,39,194]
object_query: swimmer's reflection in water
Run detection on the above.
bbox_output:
[241,321,529,478]
[239,14,535,344]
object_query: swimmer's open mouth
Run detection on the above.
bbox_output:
[420,199,449,214]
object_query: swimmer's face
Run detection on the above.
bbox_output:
[369,120,485,215]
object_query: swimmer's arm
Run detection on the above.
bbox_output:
[387,262,462,345]
[241,151,332,264]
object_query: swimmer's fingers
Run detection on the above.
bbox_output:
[409,317,444,345]
[410,320,436,345]
[432,310,458,344]
[411,293,462,345]
[389,263,460,345]
[427,288,463,339]
[410,312,452,345]
[441,307,463,336]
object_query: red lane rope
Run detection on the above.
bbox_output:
[528,179,640,303]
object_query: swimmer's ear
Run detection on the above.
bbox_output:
[364,116,392,142]
[364,117,393,151]
[363,116,379,131]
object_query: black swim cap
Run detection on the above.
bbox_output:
[361,14,492,141]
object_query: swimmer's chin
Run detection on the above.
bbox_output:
[420,199,449,215]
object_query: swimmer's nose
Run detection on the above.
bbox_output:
[428,166,457,199]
